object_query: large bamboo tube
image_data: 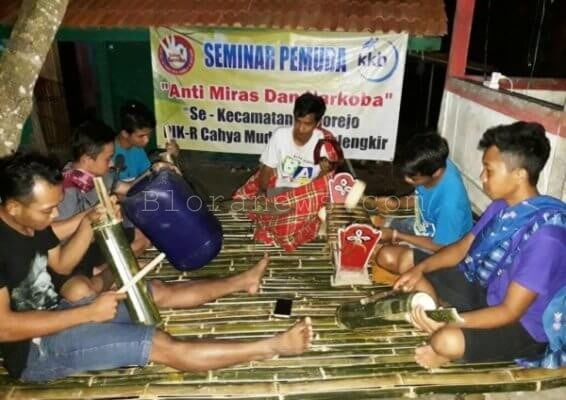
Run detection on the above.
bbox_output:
[336,292,436,329]
[92,176,162,326]
[93,220,162,326]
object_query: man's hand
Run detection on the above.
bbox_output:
[394,265,424,292]
[319,158,333,176]
[87,291,127,323]
[409,305,446,334]
[166,139,180,158]
[85,195,121,224]
[151,161,181,175]
[379,227,395,242]
[84,204,106,225]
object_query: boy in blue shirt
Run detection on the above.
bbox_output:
[375,133,473,274]
[395,121,565,368]
[114,101,179,182]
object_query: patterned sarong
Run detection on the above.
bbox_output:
[516,286,566,369]
[249,175,331,251]
[233,128,341,251]
[460,196,566,287]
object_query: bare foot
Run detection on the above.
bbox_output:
[240,253,269,295]
[415,344,450,369]
[270,317,313,356]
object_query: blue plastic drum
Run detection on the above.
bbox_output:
[122,170,222,271]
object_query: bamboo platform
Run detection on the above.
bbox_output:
[1,209,565,399]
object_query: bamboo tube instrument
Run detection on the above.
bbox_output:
[336,291,463,329]
[93,177,162,326]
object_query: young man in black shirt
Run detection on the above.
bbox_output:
[0,153,312,382]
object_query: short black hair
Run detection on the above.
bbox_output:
[396,132,449,177]
[478,121,550,185]
[72,120,117,162]
[120,101,156,134]
[0,152,62,204]
[293,92,326,122]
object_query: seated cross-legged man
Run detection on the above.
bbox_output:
[0,153,313,382]
[234,92,340,200]
[255,92,335,196]
[232,92,343,251]
[393,122,566,368]
[372,133,473,274]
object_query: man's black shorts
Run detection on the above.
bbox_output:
[426,267,546,363]
[413,247,432,265]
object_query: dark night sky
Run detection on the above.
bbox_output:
[444,0,566,78]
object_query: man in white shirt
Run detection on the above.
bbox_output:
[231,92,343,251]
[258,93,332,196]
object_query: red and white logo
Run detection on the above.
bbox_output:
[338,224,382,270]
[329,172,356,204]
[158,34,195,75]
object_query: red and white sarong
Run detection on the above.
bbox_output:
[233,128,342,251]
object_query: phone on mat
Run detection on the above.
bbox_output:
[273,298,293,318]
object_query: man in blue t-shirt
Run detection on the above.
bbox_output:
[114,101,179,182]
[374,133,473,274]
[395,121,566,368]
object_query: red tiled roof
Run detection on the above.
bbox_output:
[0,0,446,36]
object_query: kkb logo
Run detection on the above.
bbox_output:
[357,37,399,83]
[158,34,195,75]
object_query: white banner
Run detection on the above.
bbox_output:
[151,28,407,161]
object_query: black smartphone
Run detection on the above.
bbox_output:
[273,298,293,318]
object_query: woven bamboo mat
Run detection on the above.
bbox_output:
[1,210,565,399]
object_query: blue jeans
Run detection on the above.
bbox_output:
[20,297,156,382]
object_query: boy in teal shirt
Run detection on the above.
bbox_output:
[375,133,473,274]
[114,101,178,181]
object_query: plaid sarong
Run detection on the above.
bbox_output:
[250,175,331,251]
[233,128,341,251]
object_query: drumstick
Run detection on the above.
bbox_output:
[339,150,366,210]
[162,128,176,164]
[344,179,367,210]
[94,176,117,222]
[117,252,166,294]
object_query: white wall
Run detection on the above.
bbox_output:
[438,88,565,213]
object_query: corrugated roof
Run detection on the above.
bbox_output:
[0,0,446,36]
